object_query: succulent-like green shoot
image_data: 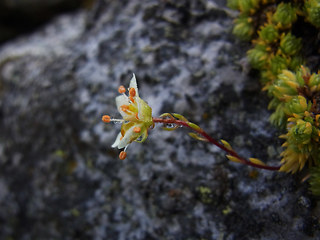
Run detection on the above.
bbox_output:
[272,3,297,28]
[305,0,320,27]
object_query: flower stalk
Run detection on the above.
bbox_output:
[153,116,280,171]
[102,74,280,171]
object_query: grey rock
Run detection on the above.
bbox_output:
[0,0,319,239]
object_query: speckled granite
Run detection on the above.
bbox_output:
[0,0,319,239]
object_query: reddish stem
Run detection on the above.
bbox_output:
[152,117,281,171]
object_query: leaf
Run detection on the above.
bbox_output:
[188,132,208,142]
[226,155,243,164]
[172,113,188,122]
[159,113,174,119]
[221,139,233,151]
[249,158,266,166]
[187,122,201,131]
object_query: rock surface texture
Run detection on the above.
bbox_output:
[0,0,319,239]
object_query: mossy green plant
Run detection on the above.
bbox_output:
[304,0,320,27]
[232,16,255,41]
[271,67,320,173]
[272,3,297,28]
[227,0,320,195]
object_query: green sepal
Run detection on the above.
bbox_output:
[135,128,149,143]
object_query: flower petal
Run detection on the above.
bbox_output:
[129,73,139,98]
[115,95,131,118]
[111,132,122,148]
[117,125,141,149]
[116,95,130,109]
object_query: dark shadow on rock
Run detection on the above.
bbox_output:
[0,0,95,45]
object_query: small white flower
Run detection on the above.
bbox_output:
[102,74,153,159]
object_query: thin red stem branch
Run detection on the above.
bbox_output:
[152,117,281,171]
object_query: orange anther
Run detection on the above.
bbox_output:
[129,88,136,97]
[120,105,129,112]
[135,113,139,120]
[118,85,126,94]
[129,96,135,103]
[119,151,127,160]
[102,115,111,123]
[133,127,141,133]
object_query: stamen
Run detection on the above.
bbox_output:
[120,105,137,116]
[102,115,124,124]
[119,151,127,160]
[128,88,136,103]
[129,88,136,97]
[120,105,130,112]
[135,113,139,120]
[111,119,124,123]
[133,127,141,133]
[118,85,126,94]
[102,115,111,123]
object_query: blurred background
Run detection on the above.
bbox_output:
[0,0,319,239]
[0,0,95,44]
